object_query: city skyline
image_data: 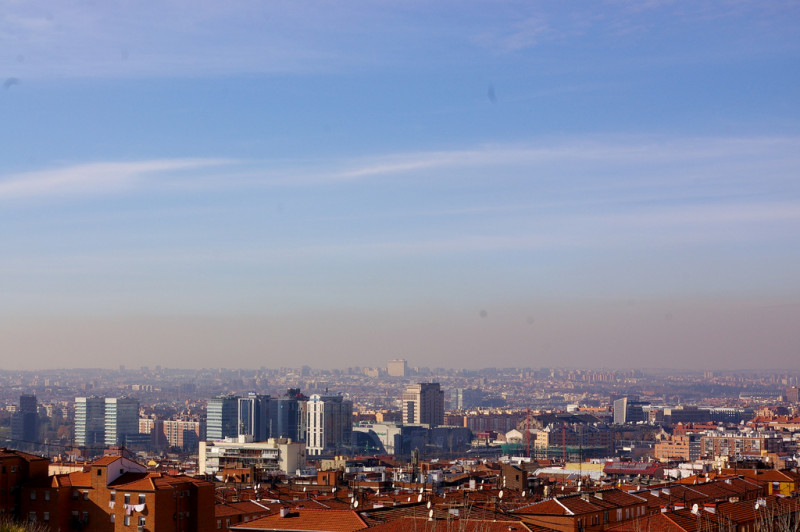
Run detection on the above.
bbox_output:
[1,2,798,370]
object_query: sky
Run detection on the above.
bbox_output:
[1,1,799,370]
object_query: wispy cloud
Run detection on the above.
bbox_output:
[0,159,232,200]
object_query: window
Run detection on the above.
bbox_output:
[139,516,146,526]
[44,490,50,501]
[124,493,131,504]
[28,512,36,522]
[110,491,116,502]
[138,494,146,504]
[11,466,17,473]
[43,512,49,522]
[217,519,222,529]
[83,491,89,500]
[30,490,36,500]
[124,515,130,526]
[72,490,79,500]
[111,513,116,523]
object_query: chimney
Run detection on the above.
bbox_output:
[280,508,289,518]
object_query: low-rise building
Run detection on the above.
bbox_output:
[21,455,214,532]
[199,437,305,480]
[0,447,49,518]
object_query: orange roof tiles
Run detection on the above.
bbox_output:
[92,456,123,466]
[363,517,534,532]
[231,508,368,532]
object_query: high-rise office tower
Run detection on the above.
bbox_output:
[306,394,353,456]
[402,383,444,427]
[271,389,307,442]
[11,394,38,443]
[786,386,800,403]
[104,397,140,446]
[75,396,106,447]
[613,397,649,425]
[238,393,271,441]
[207,395,239,440]
[448,388,484,410]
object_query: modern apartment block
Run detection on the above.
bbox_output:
[401,383,444,427]
[140,418,205,451]
[199,436,305,479]
[306,394,353,456]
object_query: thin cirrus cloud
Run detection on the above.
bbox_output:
[2,135,799,203]
[0,158,233,201]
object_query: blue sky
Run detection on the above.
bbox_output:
[1,1,799,370]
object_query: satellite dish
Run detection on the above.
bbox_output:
[420,487,424,494]
[417,494,423,502]
[521,491,526,497]
[691,504,699,515]
[332,487,337,493]
[303,487,307,492]
[427,501,431,509]
[428,509,434,519]
[353,500,359,508]
[498,490,504,499]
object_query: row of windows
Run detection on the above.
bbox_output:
[28,511,49,522]
[110,513,146,526]
[109,491,147,504]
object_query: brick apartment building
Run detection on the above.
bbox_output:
[0,447,49,519]
[654,434,702,461]
[21,455,215,532]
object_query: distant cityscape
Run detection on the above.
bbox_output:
[1,362,800,530]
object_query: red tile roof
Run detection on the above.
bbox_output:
[231,508,368,532]
[92,456,123,466]
[363,517,534,532]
